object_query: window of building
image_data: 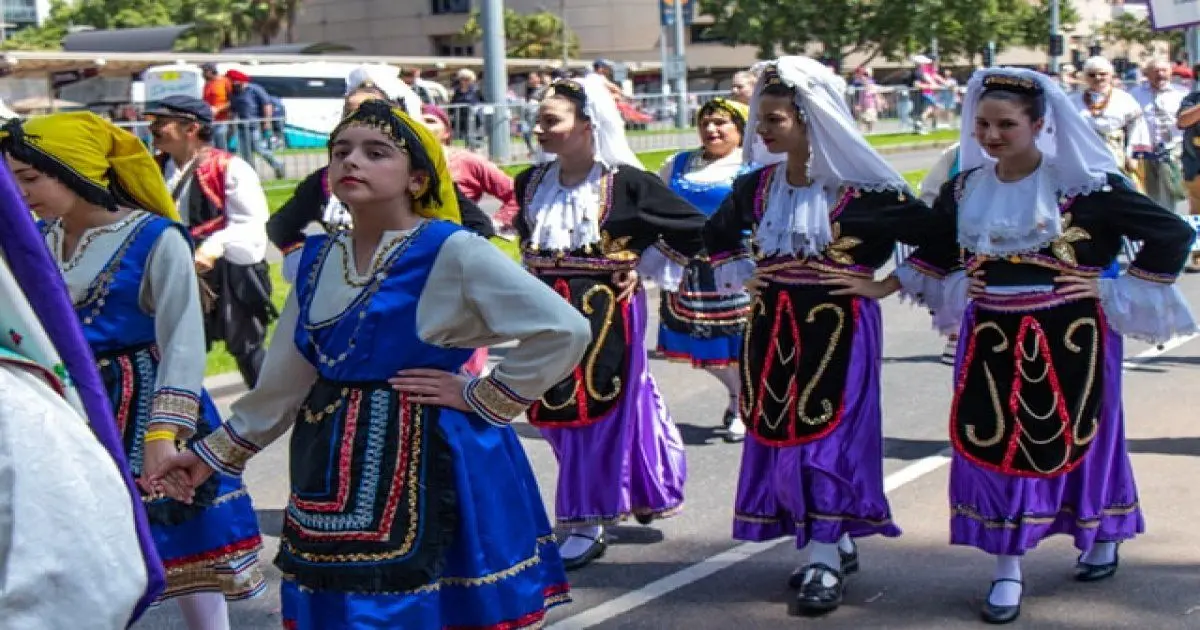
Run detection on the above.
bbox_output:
[689,25,729,45]
[430,0,471,15]
[2,0,38,25]
[432,35,475,57]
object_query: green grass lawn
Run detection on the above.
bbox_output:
[204,159,931,376]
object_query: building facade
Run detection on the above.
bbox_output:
[291,0,1168,75]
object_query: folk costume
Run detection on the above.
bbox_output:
[896,68,1197,623]
[512,74,707,568]
[191,101,590,629]
[0,113,267,605]
[651,97,754,441]
[703,56,937,612]
[0,164,164,628]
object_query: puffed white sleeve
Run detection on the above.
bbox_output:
[416,231,591,425]
[141,227,207,439]
[196,157,269,265]
[191,292,318,476]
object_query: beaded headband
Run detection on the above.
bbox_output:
[546,79,588,111]
[981,74,1043,96]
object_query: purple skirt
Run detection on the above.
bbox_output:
[949,305,1143,555]
[732,298,901,547]
[540,287,687,526]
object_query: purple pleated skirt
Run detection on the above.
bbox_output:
[949,305,1144,555]
[732,298,901,547]
[540,287,687,526]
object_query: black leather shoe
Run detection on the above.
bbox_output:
[561,533,607,571]
[788,545,858,589]
[980,578,1022,625]
[791,563,845,615]
[634,512,654,525]
[1075,544,1120,582]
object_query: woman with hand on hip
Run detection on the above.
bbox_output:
[157,100,591,629]
[513,74,707,570]
[704,56,943,615]
[895,68,1197,624]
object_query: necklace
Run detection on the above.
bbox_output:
[301,222,429,368]
[53,212,141,272]
[336,230,414,288]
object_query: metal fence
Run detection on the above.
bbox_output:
[114,86,963,189]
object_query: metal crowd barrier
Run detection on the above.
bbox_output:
[112,86,963,186]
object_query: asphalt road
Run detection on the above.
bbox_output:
[136,149,1200,629]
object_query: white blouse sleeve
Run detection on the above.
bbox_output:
[140,227,208,439]
[195,157,269,265]
[416,231,591,425]
[192,292,318,476]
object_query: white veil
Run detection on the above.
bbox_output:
[743,56,908,192]
[345,64,423,120]
[537,72,643,169]
[957,67,1119,255]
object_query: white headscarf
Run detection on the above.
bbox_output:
[744,56,909,258]
[744,56,909,192]
[345,64,422,120]
[957,67,1119,255]
[537,72,643,169]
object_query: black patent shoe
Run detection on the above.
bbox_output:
[634,511,655,525]
[1075,544,1120,582]
[788,545,858,589]
[980,578,1022,625]
[561,532,607,571]
[790,563,845,615]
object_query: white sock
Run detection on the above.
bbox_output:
[807,541,842,571]
[989,555,1023,607]
[177,592,230,630]
[559,524,603,560]
[1080,541,1117,565]
[705,366,741,413]
[837,533,855,555]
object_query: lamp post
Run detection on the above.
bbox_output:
[481,0,510,161]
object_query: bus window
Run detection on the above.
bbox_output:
[251,77,347,99]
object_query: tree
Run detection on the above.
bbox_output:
[907,0,1029,64]
[697,0,935,68]
[460,9,581,59]
[1097,13,1184,57]
[1,0,303,52]
[1016,0,1081,51]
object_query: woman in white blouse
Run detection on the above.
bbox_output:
[157,100,591,629]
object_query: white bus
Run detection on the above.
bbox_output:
[142,61,374,149]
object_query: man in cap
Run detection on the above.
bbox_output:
[225,68,286,179]
[1071,56,1151,187]
[145,95,275,388]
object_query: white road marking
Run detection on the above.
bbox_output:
[546,334,1198,629]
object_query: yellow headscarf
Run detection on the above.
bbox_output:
[0,112,179,222]
[697,97,750,133]
[330,100,461,225]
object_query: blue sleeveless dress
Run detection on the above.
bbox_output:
[657,151,753,366]
[280,220,569,629]
[63,212,264,602]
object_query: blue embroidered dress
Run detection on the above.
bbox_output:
[42,210,265,601]
[193,220,590,629]
[656,150,753,366]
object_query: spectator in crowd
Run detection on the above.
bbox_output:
[451,68,483,149]
[403,66,450,105]
[1175,70,1200,271]
[146,96,275,388]
[200,63,232,150]
[851,66,882,133]
[729,70,755,105]
[225,69,285,179]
